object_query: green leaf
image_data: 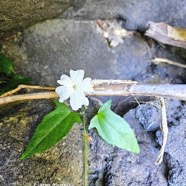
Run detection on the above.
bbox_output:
[20,100,81,160]
[89,100,140,154]
[0,54,15,75]
[0,54,31,95]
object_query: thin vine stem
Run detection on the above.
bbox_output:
[82,109,88,186]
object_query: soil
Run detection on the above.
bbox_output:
[0,1,186,186]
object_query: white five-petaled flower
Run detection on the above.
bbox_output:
[55,70,94,111]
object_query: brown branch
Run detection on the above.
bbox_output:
[152,58,186,69]
[0,84,55,97]
[0,92,58,105]
[0,80,186,105]
[145,22,186,49]
[156,97,168,165]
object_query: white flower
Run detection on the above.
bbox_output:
[55,70,94,111]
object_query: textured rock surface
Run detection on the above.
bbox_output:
[156,100,186,186]
[0,100,83,186]
[2,20,152,87]
[132,99,186,186]
[135,102,161,132]
[88,110,167,186]
[63,0,186,30]
[1,0,186,41]
[1,2,186,185]
[0,19,156,185]
[135,99,186,131]
[3,20,186,87]
[0,0,74,40]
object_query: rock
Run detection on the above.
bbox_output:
[155,99,186,185]
[156,122,186,186]
[2,20,152,88]
[2,0,186,41]
[127,99,186,185]
[88,109,167,185]
[0,19,155,185]
[133,99,186,132]
[135,102,161,132]
[0,0,74,40]
[165,99,186,127]
[63,0,186,30]
[1,9,186,185]
[88,99,186,185]
[0,100,84,185]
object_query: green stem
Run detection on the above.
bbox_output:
[82,112,87,186]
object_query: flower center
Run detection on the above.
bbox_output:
[73,84,77,90]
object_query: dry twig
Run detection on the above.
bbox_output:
[1,80,186,105]
[0,84,55,97]
[145,22,186,49]
[156,97,168,165]
[0,92,58,105]
[152,58,186,69]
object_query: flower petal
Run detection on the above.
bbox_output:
[70,70,84,85]
[81,78,94,93]
[57,74,73,87]
[70,90,88,110]
[55,86,73,102]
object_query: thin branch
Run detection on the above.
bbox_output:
[91,80,186,100]
[156,97,168,165]
[0,92,58,105]
[91,79,137,86]
[0,84,55,97]
[1,80,186,105]
[152,58,186,69]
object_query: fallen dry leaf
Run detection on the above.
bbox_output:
[145,22,186,49]
[95,19,133,48]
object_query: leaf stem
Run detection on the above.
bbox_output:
[82,110,87,186]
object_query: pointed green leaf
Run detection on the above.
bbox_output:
[89,100,140,154]
[20,100,81,160]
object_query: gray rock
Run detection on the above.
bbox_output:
[134,99,186,132]
[88,109,167,185]
[130,99,186,185]
[135,102,161,132]
[1,8,186,185]
[156,122,186,186]
[165,99,186,127]
[2,20,152,87]
[0,100,84,186]
[63,0,186,30]
[0,19,156,185]
[0,0,74,40]
[2,0,186,41]
[88,100,186,185]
